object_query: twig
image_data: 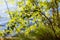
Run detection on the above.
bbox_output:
[4,0,12,19]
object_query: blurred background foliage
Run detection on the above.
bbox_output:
[0,0,60,40]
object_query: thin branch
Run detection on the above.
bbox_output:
[51,0,59,39]
[39,11,57,39]
[39,11,52,24]
[55,0,59,18]
[4,0,12,19]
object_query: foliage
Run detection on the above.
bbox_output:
[0,0,60,40]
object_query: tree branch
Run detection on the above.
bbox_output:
[4,0,12,19]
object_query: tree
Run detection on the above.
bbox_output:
[1,0,60,40]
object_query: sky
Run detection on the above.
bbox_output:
[0,0,17,30]
[0,0,17,17]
